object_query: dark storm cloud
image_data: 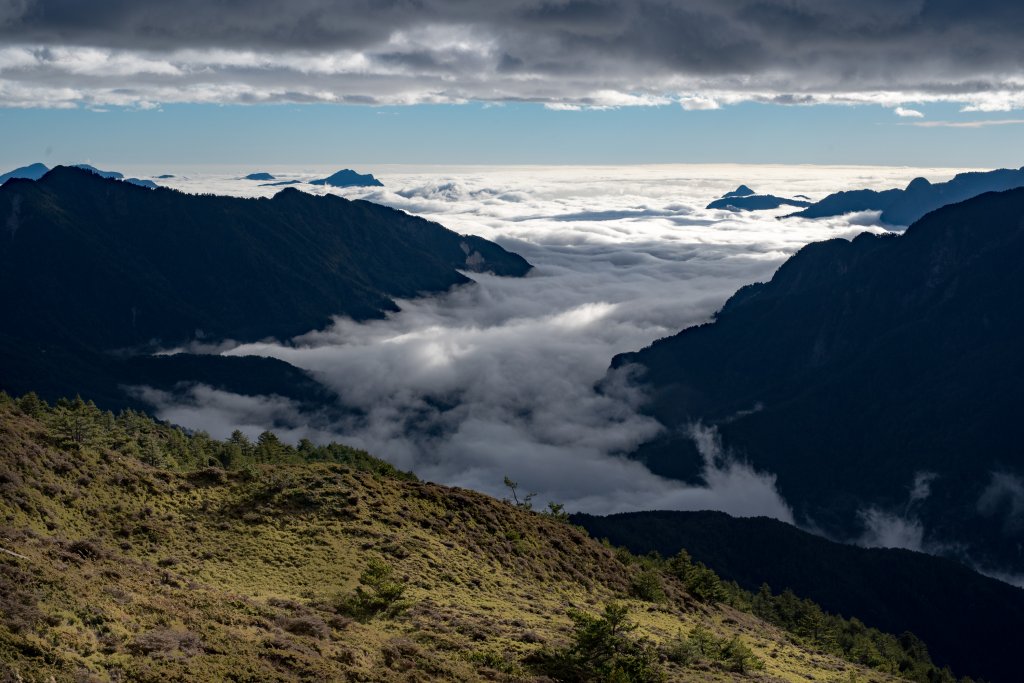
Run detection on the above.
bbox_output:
[2,2,1024,114]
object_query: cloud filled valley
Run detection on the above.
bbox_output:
[134,164,965,524]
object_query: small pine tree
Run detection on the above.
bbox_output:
[663,629,698,665]
[543,501,570,521]
[751,583,775,620]
[684,562,726,603]
[668,549,693,581]
[503,476,536,510]
[337,558,409,621]
[567,603,665,682]
[720,636,765,674]
[629,568,666,603]
[51,396,100,449]
[256,430,284,462]
[687,624,719,660]
[17,392,46,418]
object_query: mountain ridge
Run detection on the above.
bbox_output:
[0,162,49,184]
[706,185,811,211]
[786,165,1024,224]
[0,166,530,409]
[613,186,1024,573]
[310,169,384,188]
[573,509,1024,683]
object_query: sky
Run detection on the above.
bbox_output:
[3,0,1024,166]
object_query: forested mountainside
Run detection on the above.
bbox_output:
[614,188,1024,574]
[574,510,1024,683]
[0,167,530,410]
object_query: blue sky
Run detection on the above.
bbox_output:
[2,101,1022,169]
[4,2,1024,170]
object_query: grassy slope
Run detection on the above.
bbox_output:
[0,402,899,682]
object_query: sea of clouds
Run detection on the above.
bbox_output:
[130,163,966,524]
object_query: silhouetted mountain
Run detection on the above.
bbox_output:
[244,172,275,180]
[573,510,1024,683]
[706,194,811,211]
[0,333,339,414]
[310,169,384,187]
[787,165,1024,224]
[613,187,1024,573]
[0,162,48,184]
[155,174,175,179]
[72,163,123,179]
[0,166,530,408]
[722,184,755,198]
[260,180,301,186]
[124,178,158,189]
[786,188,902,219]
[706,185,811,211]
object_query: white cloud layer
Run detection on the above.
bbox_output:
[2,1,1024,111]
[131,163,962,516]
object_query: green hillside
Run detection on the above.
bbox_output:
[0,394,967,682]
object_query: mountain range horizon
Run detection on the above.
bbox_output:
[5,160,1024,579]
[5,2,1024,680]
[4,158,1023,682]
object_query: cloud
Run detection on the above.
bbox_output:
[856,471,939,551]
[894,106,923,118]
[3,1,1024,109]
[858,507,927,551]
[906,118,1024,128]
[973,567,1024,589]
[673,423,794,522]
[132,163,933,517]
[908,471,937,504]
[679,95,720,111]
[128,385,339,444]
[854,470,964,557]
[977,472,1024,534]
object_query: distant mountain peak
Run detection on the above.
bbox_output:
[787,164,1024,224]
[243,172,275,181]
[271,186,311,199]
[71,163,124,179]
[0,162,49,185]
[706,192,811,212]
[722,184,756,198]
[905,176,932,192]
[309,169,384,188]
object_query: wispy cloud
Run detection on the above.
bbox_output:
[894,106,924,118]
[906,118,1024,128]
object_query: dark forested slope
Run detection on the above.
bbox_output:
[615,188,1024,572]
[0,167,530,407]
[574,510,1024,683]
